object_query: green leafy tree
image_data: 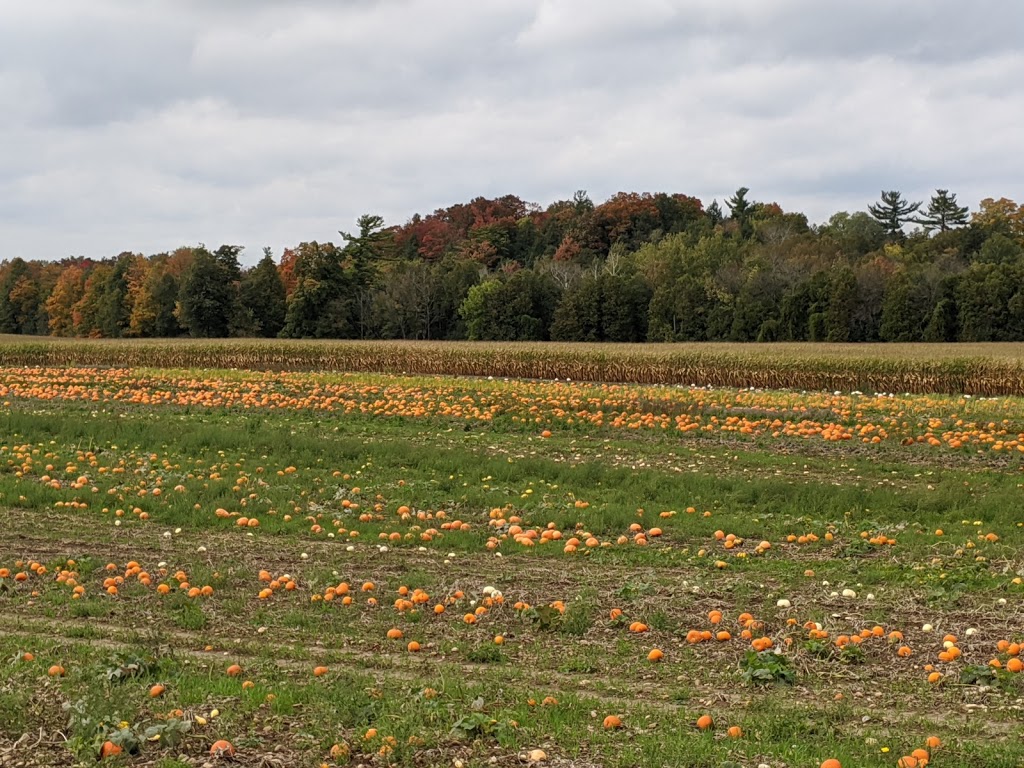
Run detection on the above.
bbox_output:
[779,272,831,341]
[653,193,707,237]
[459,281,502,341]
[91,253,135,337]
[851,258,891,341]
[600,274,651,342]
[177,248,234,337]
[7,275,41,334]
[550,276,601,341]
[807,312,827,341]
[213,245,248,335]
[820,212,887,256]
[975,233,1023,265]
[756,318,781,342]
[459,271,560,341]
[369,261,428,339]
[646,278,702,341]
[554,272,651,342]
[730,263,784,341]
[281,242,352,338]
[432,258,481,339]
[0,258,32,333]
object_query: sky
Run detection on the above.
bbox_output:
[1,0,1022,265]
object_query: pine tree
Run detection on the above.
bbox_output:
[868,190,922,239]
[825,268,858,341]
[879,273,930,341]
[915,190,969,233]
[706,200,724,227]
[340,215,390,336]
[923,298,958,341]
[725,188,754,238]
[240,248,286,337]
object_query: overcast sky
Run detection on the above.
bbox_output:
[2,0,1022,265]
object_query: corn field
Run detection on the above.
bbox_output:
[2,337,1024,396]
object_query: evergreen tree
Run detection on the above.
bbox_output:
[6,275,40,334]
[957,263,1015,341]
[807,312,827,341]
[340,215,390,336]
[778,285,811,341]
[240,248,287,337]
[756,318,781,342]
[212,245,247,335]
[778,274,830,341]
[879,273,931,341]
[94,254,133,337]
[725,187,754,238]
[730,264,783,341]
[600,274,651,342]
[868,190,922,239]
[824,268,858,341]
[214,244,242,283]
[915,190,969,233]
[923,297,958,342]
[433,258,480,339]
[706,200,724,227]
[150,271,182,336]
[341,215,388,282]
[572,189,594,213]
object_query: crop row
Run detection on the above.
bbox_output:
[2,338,1024,395]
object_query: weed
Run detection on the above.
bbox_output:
[740,650,796,685]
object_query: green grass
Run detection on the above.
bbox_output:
[1,368,1023,766]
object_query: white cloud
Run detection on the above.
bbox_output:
[0,0,1022,263]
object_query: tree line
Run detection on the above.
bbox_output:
[3,190,1024,343]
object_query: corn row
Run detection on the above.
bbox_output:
[0,339,1022,396]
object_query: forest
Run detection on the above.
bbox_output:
[3,189,1024,343]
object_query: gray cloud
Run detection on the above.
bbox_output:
[1,0,1021,263]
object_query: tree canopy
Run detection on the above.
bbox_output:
[4,189,1024,343]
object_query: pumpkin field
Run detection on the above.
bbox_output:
[1,352,1023,767]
